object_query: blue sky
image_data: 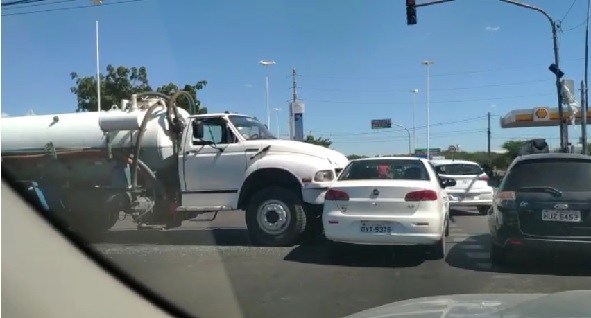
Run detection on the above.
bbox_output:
[2,0,590,155]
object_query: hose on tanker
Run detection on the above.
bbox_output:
[129,91,197,194]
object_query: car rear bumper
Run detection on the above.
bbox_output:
[322,210,444,246]
[498,236,591,254]
[446,190,493,206]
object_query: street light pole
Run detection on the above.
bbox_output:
[273,107,281,137]
[259,60,276,128]
[498,0,567,151]
[583,0,590,155]
[95,20,101,112]
[392,123,412,156]
[423,60,433,159]
[410,89,418,154]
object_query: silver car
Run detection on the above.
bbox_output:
[430,159,494,215]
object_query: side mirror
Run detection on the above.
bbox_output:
[192,120,204,140]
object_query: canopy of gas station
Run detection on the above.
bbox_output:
[500,106,591,128]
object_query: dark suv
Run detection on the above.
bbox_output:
[488,152,591,265]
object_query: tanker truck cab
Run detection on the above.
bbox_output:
[180,113,349,246]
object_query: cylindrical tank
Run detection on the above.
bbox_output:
[1,102,190,171]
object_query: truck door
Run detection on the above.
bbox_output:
[180,117,247,208]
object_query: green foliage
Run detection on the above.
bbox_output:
[347,154,368,160]
[304,134,332,148]
[501,140,528,160]
[70,64,207,114]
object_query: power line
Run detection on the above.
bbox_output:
[1,0,144,16]
[307,93,555,106]
[2,0,46,7]
[561,0,578,22]
[302,58,584,81]
[563,16,589,32]
[317,115,488,137]
[301,79,551,93]
[3,0,79,10]
[331,129,486,143]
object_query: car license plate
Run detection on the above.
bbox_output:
[360,221,392,234]
[541,210,582,223]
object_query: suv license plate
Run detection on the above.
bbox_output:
[541,210,582,223]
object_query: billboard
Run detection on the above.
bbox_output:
[371,118,392,129]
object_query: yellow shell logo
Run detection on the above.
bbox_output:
[534,108,548,119]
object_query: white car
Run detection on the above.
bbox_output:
[322,157,455,259]
[429,159,494,215]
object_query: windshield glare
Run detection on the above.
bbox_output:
[502,159,591,192]
[229,115,276,140]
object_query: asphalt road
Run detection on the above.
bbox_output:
[92,208,591,318]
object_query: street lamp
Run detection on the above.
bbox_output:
[259,60,276,128]
[410,89,419,154]
[273,107,281,137]
[422,60,434,159]
[391,122,412,156]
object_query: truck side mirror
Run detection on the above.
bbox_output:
[192,120,204,139]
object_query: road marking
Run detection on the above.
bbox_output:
[465,252,489,259]
[449,223,459,228]
[450,233,471,238]
[476,262,492,270]
[460,244,484,250]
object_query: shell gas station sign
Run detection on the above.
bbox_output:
[500,106,591,128]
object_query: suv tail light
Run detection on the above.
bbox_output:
[405,189,438,201]
[325,189,349,201]
[495,191,515,208]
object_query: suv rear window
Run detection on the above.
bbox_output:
[435,164,483,175]
[502,158,591,192]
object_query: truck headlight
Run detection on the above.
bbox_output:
[314,170,334,182]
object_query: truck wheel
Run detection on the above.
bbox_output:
[246,187,307,247]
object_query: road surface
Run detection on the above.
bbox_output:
[92,208,591,318]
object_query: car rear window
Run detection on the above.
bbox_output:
[502,158,591,192]
[338,159,430,181]
[435,164,483,175]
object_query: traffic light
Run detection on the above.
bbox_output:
[549,63,564,79]
[406,0,417,25]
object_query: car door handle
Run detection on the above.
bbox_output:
[185,150,198,155]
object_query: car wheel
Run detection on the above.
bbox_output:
[428,235,446,260]
[490,242,507,265]
[477,205,490,215]
[245,187,307,247]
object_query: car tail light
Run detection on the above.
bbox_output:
[479,174,489,181]
[405,189,438,201]
[325,189,349,201]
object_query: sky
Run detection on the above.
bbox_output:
[2,0,590,156]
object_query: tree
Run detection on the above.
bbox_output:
[70,64,207,114]
[304,134,332,148]
[156,82,208,114]
[347,154,368,160]
[501,140,527,160]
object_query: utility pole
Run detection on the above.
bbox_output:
[487,112,491,160]
[290,68,298,140]
[96,20,101,112]
[583,0,590,155]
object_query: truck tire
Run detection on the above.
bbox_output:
[245,187,307,247]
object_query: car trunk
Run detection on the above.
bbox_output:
[516,191,591,237]
[327,180,437,216]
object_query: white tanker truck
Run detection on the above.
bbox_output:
[1,91,349,246]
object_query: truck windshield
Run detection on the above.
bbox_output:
[229,115,276,140]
